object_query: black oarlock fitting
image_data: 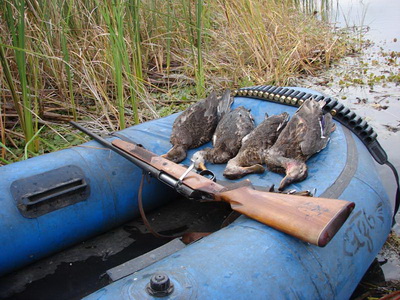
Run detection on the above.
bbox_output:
[146,273,174,297]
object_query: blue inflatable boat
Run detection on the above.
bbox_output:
[0,86,396,299]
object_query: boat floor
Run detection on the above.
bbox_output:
[0,197,232,300]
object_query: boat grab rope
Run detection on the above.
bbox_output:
[138,172,182,239]
[137,172,211,243]
[233,85,400,225]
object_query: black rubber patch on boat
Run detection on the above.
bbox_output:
[320,127,358,199]
[11,165,90,218]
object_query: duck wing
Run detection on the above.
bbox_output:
[209,106,255,163]
[241,112,288,153]
[236,112,290,166]
[217,89,233,120]
[170,91,219,148]
[298,101,335,157]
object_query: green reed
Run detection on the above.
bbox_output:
[195,0,205,98]
[98,0,127,129]
[0,39,24,126]
[3,0,35,151]
[166,0,172,73]
[128,0,143,124]
[180,0,205,97]
[61,0,77,121]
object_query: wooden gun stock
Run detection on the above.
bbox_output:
[216,187,354,247]
[111,139,355,247]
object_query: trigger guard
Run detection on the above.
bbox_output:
[199,169,216,182]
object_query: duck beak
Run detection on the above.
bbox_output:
[198,162,207,171]
[278,175,294,191]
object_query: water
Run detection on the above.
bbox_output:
[335,0,400,51]
[296,0,400,284]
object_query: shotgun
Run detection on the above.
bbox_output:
[70,121,355,247]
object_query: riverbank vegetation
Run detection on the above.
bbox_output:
[0,0,355,164]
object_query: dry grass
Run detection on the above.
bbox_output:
[0,0,354,164]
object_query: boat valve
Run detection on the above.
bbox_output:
[146,273,174,297]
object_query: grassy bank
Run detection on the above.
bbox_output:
[0,0,354,164]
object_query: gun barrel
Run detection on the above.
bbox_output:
[70,121,196,198]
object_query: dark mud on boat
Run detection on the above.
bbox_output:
[0,198,232,300]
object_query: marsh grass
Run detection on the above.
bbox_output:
[0,0,354,164]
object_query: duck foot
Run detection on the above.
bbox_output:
[243,164,265,174]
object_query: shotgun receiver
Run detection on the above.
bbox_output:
[70,121,355,247]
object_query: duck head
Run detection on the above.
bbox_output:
[162,144,188,163]
[191,150,207,170]
[278,160,308,191]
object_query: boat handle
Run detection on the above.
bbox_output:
[19,178,88,208]
[11,165,91,218]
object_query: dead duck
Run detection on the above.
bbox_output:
[192,106,255,170]
[264,98,336,190]
[223,112,289,179]
[163,90,233,163]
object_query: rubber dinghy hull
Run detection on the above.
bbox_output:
[83,87,393,299]
[0,87,392,299]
